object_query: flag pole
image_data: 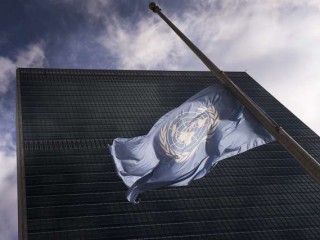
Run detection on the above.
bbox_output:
[148,2,320,183]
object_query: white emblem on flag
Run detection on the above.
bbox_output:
[160,105,219,163]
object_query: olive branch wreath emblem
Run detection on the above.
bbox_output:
[160,106,219,163]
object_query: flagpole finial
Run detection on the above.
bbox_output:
[149,2,161,13]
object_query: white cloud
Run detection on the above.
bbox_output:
[95,0,320,135]
[0,58,16,94]
[16,42,46,68]
[0,151,17,240]
[0,42,46,240]
[0,42,46,94]
[98,16,189,70]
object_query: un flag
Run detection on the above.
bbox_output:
[109,84,275,203]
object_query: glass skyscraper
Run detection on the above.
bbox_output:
[17,68,320,239]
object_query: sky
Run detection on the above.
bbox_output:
[0,0,319,239]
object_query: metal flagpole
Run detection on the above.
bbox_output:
[148,2,320,183]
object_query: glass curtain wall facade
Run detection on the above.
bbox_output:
[17,69,320,239]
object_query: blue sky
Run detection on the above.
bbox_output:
[0,0,319,239]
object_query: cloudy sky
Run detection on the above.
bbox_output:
[1,0,319,239]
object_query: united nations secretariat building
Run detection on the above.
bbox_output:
[17,68,320,239]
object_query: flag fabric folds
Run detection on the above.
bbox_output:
[109,84,275,203]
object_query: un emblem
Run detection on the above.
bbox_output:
[160,105,219,163]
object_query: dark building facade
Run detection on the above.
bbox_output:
[17,68,320,239]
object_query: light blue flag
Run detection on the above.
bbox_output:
[109,84,275,203]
